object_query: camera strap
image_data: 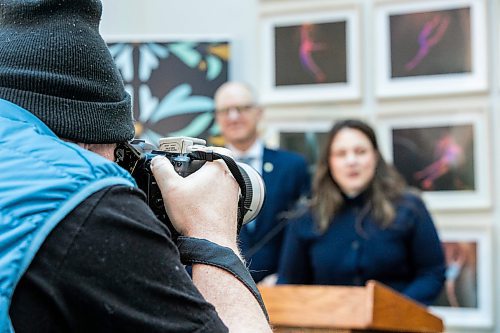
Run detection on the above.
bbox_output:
[177,236,269,321]
[189,151,248,234]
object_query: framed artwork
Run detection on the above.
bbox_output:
[264,121,332,176]
[430,226,493,328]
[106,38,230,145]
[260,6,360,103]
[375,0,487,98]
[377,112,490,210]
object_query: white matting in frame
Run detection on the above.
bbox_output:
[375,0,487,98]
[377,111,491,210]
[430,226,493,328]
[260,6,360,104]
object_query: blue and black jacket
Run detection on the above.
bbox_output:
[0,98,135,332]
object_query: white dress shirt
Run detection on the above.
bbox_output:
[227,140,263,175]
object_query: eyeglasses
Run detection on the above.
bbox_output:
[215,105,254,116]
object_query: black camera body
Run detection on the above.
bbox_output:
[115,137,265,235]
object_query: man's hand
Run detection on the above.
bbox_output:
[151,148,272,332]
[150,148,240,250]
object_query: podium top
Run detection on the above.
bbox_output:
[259,280,444,333]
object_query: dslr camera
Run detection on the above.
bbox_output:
[115,137,265,234]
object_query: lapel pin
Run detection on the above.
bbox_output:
[264,162,274,173]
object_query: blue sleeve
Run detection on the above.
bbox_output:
[402,195,446,305]
[277,214,314,284]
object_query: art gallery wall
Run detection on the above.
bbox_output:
[101,0,260,85]
[101,0,500,332]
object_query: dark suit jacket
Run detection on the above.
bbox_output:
[239,147,310,282]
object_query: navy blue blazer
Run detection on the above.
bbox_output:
[239,147,310,282]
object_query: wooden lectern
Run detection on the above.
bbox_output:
[259,280,444,333]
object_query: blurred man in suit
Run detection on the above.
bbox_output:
[214,82,310,283]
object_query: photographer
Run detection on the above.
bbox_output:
[0,1,271,332]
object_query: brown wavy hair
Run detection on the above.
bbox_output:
[312,119,407,233]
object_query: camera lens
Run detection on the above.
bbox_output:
[237,163,266,224]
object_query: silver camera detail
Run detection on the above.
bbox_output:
[116,136,266,228]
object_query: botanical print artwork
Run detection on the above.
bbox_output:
[108,41,229,144]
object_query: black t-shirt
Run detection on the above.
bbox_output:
[10,186,228,332]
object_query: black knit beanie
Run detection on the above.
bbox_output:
[0,0,134,143]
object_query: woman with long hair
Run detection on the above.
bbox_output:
[277,119,445,305]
